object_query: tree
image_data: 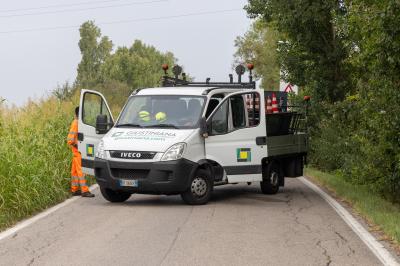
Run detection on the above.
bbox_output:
[244,0,400,202]
[76,21,113,88]
[75,22,178,111]
[52,81,74,101]
[100,40,176,88]
[234,19,280,90]
[343,0,400,201]
[245,0,351,103]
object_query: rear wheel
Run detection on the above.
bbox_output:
[260,162,280,195]
[100,187,131,203]
[181,169,212,205]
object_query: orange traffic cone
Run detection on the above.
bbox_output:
[266,96,272,114]
[272,93,279,113]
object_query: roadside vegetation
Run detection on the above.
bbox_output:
[237,1,400,203]
[0,98,75,230]
[0,21,177,231]
[234,0,400,246]
[306,168,400,245]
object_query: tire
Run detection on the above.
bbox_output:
[260,162,280,195]
[181,169,213,205]
[100,187,131,203]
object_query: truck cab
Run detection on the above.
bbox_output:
[77,65,308,205]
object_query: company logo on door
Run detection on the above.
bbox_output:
[237,148,251,162]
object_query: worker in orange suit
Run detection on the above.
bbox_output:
[67,107,95,197]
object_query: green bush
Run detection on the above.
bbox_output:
[309,93,400,203]
[244,0,400,203]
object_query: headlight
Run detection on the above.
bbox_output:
[161,143,186,161]
[95,140,106,159]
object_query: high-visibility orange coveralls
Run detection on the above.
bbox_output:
[67,119,89,193]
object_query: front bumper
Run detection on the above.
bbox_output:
[94,158,198,195]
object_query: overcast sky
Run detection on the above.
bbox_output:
[0,0,252,106]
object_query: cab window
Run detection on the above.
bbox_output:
[208,92,260,135]
[210,101,228,135]
[230,95,246,128]
[116,95,205,129]
[229,92,260,131]
[206,98,220,118]
[242,92,260,127]
[82,92,112,127]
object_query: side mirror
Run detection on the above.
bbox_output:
[96,114,111,134]
[199,117,209,138]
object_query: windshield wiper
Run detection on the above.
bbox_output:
[144,124,179,129]
[115,123,142,128]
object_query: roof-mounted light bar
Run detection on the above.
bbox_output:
[161,63,256,89]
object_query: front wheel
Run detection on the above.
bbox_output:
[100,187,131,203]
[181,169,212,205]
[260,163,280,195]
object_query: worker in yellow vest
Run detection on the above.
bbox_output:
[67,107,95,197]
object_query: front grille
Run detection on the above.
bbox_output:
[110,151,156,160]
[111,169,149,179]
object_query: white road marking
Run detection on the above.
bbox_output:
[300,176,399,266]
[0,184,99,242]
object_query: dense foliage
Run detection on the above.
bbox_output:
[244,0,400,202]
[234,19,281,90]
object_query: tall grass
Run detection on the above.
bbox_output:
[0,97,78,231]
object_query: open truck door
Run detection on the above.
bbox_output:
[204,91,267,183]
[78,89,114,175]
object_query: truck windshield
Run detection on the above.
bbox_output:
[116,95,206,129]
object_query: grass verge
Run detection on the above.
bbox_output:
[305,167,400,248]
[0,96,94,232]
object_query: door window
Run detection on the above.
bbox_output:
[205,98,221,118]
[210,101,228,135]
[244,93,260,127]
[208,92,260,135]
[83,92,112,127]
[229,92,260,131]
[230,95,246,129]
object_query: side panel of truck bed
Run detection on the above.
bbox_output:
[266,133,307,157]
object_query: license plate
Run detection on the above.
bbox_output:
[119,179,139,187]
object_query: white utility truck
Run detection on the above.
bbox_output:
[77,64,308,205]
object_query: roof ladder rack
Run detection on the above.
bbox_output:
[160,64,256,90]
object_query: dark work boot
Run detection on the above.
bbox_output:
[71,191,81,196]
[81,191,95,198]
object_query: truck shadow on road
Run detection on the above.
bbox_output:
[210,185,289,204]
[116,185,289,206]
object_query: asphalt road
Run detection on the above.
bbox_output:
[0,178,386,266]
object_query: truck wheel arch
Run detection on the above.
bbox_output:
[195,159,215,178]
[262,158,285,186]
[195,159,225,182]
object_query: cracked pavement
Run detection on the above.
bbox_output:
[0,178,385,265]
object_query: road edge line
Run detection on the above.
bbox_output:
[299,176,399,266]
[0,184,99,242]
